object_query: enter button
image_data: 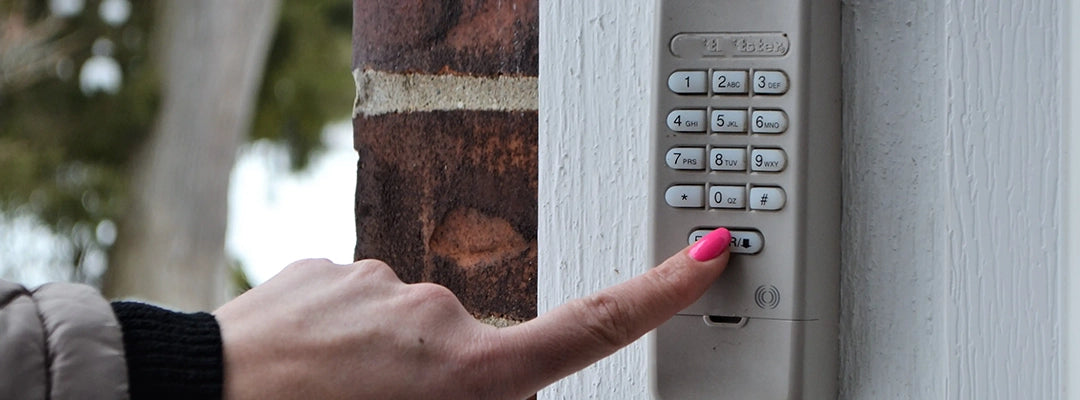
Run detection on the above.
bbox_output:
[688,229,763,255]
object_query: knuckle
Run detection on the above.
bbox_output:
[642,265,692,306]
[572,293,635,349]
[282,258,334,273]
[347,259,397,280]
[409,282,459,304]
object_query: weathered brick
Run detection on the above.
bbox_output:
[352,0,539,75]
[354,111,538,320]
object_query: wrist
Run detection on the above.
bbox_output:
[112,302,224,399]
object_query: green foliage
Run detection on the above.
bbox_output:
[251,0,354,170]
[0,0,353,279]
[0,0,159,229]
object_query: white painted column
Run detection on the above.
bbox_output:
[538,1,654,398]
[838,2,947,398]
[540,0,1065,398]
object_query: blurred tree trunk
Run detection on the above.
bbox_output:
[104,0,281,310]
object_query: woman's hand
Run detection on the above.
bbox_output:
[214,228,731,400]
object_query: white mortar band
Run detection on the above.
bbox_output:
[352,68,539,117]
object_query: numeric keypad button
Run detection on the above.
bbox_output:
[667,110,707,132]
[666,147,706,170]
[750,148,787,172]
[668,71,708,94]
[750,110,788,133]
[709,185,746,209]
[753,70,789,95]
[709,148,746,171]
[712,70,748,94]
[665,185,705,208]
[749,187,786,211]
[711,109,747,133]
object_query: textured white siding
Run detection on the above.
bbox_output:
[943,1,1062,398]
[539,0,1064,398]
[1068,1,1080,398]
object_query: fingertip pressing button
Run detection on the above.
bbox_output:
[689,229,763,255]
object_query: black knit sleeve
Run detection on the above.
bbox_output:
[110,301,224,400]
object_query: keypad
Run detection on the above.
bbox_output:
[665,68,792,255]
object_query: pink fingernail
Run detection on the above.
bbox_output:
[688,228,731,262]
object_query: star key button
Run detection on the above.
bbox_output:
[665,185,705,208]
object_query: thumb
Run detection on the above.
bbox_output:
[491,228,732,396]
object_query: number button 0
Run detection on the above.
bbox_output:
[711,109,747,133]
[666,110,707,132]
[709,185,746,209]
[712,70,748,94]
[668,71,707,94]
[710,148,746,171]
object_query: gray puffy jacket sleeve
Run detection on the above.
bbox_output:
[0,280,129,400]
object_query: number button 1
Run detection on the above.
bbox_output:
[712,70,748,94]
[668,71,707,94]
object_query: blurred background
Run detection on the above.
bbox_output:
[0,0,355,310]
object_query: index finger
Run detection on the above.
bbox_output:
[490,228,732,395]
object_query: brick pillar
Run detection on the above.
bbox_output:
[352,1,538,324]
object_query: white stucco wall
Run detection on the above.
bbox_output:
[539,0,1066,399]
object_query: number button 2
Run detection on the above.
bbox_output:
[712,70,748,94]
